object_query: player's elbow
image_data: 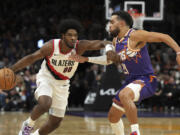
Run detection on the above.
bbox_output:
[159,34,170,42]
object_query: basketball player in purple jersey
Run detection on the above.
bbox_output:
[10,19,111,135]
[68,11,180,135]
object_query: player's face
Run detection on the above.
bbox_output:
[63,29,78,48]
[109,15,121,37]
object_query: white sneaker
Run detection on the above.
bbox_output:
[18,121,34,135]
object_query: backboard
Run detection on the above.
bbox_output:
[105,0,164,29]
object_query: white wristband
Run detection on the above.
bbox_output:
[177,52,180,55]
[88,55,112,65]
[105,44,115,52]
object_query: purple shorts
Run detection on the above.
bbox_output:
[113,74,157,106]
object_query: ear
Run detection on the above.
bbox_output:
[119,20,126,27]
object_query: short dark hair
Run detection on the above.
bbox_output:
[112,11,133,28]
[59,19,83,35]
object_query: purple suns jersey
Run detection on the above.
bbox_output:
[115,29,154,76]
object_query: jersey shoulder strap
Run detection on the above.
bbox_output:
[53,39,61,54]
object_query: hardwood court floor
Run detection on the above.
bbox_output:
[0,112,180,135]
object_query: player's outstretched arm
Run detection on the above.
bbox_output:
[130,30,180,65]
[130,30,180,52]
[77,40,111,55]
[10,40,53,72]
[68,54,112,65]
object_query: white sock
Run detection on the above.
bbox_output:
[110,119,125,135]
[26,117,35,127]
[32,129,40,135]
[131,124,140,135]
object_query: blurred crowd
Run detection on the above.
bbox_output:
[0,0,180,112]
[141,44,180,112]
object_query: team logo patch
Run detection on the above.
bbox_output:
[126,48,137,57]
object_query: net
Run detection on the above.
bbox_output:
[128,9,144,30]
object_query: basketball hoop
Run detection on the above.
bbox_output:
[128,9,144,30]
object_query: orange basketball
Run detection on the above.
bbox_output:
[0,68,16,90]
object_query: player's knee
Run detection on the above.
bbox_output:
[108,110,119,123]
[119,90,132,103]
[119,91,128,101]
[38,96,52,112]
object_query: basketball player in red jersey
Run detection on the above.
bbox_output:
[10,19,111,135]
[68,11,180,135]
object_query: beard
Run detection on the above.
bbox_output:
[66,42,75,49]
[110,28,120,37]
[64,39,75,49]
